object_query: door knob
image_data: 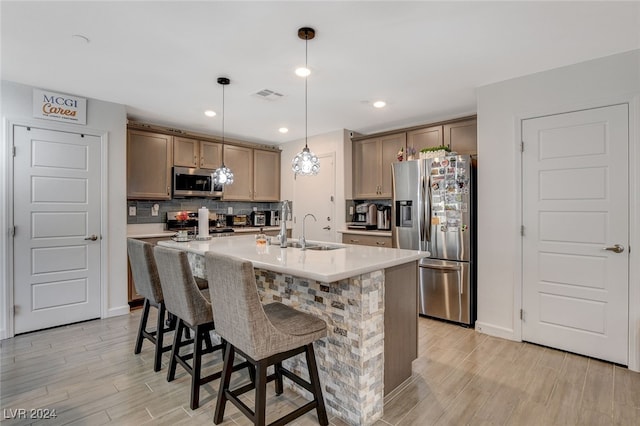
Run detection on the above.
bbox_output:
[84,234,99,241]
[603,244,624,253]
[322,226,331,230]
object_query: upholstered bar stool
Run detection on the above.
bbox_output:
[204,252,329,426]
[153,245,230,410]
[127,238,176,372]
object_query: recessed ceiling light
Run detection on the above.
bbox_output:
[373,101,387,108]
[204,110,216,117]
[279,127,289,134]
[295,67,311,77]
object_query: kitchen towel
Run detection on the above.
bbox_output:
[198,207,209,239]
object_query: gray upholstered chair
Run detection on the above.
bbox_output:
[127,238,176,372]
[204,252,329,426]
[152,245,226,410]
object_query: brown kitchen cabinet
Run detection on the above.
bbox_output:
[223,146,281,202]
[342,232,392,248]
[444,118,477,155]
[407,125,444,153]
[174,137,222,169]
[127,130,173,200]
[222,145,254,201]
[353,132,406,199]
[253,149,281,201]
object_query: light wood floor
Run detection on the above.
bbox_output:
[1,310,639,425]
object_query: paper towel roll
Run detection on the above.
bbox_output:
[198,207,209,238]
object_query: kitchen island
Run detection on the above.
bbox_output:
[157,235,427,425]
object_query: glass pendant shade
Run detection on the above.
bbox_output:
[213,164,234,185]
[292,146,319,175]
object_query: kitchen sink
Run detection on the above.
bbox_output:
[286,241,343,251]
[306,244,343,251]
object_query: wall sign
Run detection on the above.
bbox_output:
[33,89,87,125]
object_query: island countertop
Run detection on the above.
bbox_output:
[157,234,427,282]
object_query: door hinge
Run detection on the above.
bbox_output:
[520,309,524,320]
[520,141,524,152]
[10,226,15,237]
[12,146,16,157]
[520,225,525,236]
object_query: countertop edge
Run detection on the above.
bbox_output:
[157,238,428,283]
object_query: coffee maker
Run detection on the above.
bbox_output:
[348,203,378,229]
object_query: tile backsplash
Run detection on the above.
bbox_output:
[127,199,283,224]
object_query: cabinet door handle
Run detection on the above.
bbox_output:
[349,239,360,243]
[167,186,170,195]
[376,241,386,246]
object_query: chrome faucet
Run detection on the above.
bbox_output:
[279,200,290,248]
[299,213,317,250]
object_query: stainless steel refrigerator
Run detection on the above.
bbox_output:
[392,155,476,326]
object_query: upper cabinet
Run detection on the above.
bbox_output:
[127,123,281,202]
[174,137,222,169]
[253,149,281,201]
[221,145,253,201]
[353,132,406,199]
[200,141,222,169]
[406,118,477,156]
[127,130,173,200]
[407,125,443,153]
[221,145,281,202]
[444,118,477,155]
[351,116,476,201]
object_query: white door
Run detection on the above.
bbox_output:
[293,152,335,242]
[522,104,629,365]
[13,125,101,334]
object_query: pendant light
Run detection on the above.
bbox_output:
[213,77,234,185]
[291,27,320,176]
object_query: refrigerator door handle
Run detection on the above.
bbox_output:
[420,174,426,243]
[424,174,431,243]
[420,264,461,272]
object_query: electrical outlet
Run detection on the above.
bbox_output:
[151,204,159,216]
[349,206,354,215]
[128,206,136,216]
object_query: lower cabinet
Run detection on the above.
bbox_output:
[342,233,392,248]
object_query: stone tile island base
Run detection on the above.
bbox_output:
[187,252,417,426]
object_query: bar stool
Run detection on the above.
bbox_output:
[153,246,232,410]
[204,252,329,426]
[127,238,176,372]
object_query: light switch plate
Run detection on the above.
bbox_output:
[128,206,136,216]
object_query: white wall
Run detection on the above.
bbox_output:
[1,80,128,338]
[476,50,640,367]
[280,129,352,242]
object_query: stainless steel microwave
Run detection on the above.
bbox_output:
[172,167,223,198]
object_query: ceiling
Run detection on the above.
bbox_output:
[2,1,639,145]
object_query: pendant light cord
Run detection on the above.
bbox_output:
[222,83,225,146]
[305,34,308,149]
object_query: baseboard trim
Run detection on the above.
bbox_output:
[107,305,130,318]
[475,321,518,341]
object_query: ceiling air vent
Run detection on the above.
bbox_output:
[252,89,285,101]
